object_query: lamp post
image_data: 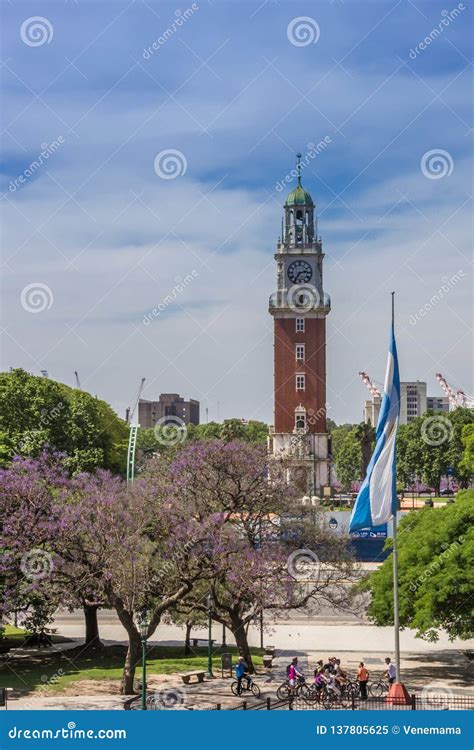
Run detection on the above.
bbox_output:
[139,610,150,710]
[205,592,214,679]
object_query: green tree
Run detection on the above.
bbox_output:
[334,427,361,490]
[354,422,375,476]
[0,369,128,474]
[396,409,474,494]
[364,491,474,641]
[460,423,474,477]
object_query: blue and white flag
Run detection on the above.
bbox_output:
[349,324,400,532]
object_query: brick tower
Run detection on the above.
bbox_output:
[268,154,331,498]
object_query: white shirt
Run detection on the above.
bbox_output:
[387,663,396,680]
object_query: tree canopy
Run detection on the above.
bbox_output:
[0,369,128,474]
[364,491,474,641]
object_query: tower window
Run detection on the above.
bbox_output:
[296,374,305,391]
[296,344,305,361]
[295,412,306,430]
[296,318,305,332]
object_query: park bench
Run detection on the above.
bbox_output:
[191,638,215,648]
[44,627,58,635]
[179,670,206,685]
[263,655,274,668]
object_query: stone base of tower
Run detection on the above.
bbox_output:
[269,430,330,499]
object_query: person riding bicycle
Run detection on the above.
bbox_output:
[334,659,348,687]
[384,657,396,685]
[235,656,251,694]
[287,657,303,692]
[323,656,336,674]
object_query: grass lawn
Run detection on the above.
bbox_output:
[1,625,71,648]
[0,643,265,694]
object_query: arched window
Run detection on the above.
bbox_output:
[295,405,306,430]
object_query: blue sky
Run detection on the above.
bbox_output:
[1,0,472,424]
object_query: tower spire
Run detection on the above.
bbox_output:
[296,152,302,186]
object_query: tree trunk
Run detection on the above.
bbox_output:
[184,621,192,656]
[121,631,142,695]
[231,615,254,673]
[83,604,102,648]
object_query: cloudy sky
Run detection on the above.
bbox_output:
[1,0,472,425]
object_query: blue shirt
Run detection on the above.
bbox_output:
[235,662,246,678]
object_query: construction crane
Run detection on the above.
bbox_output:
[436,373,474,409]
[74,371,82,390]
[125,377,146,424]
[358,371,381,398]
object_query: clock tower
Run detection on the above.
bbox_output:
[269,154,331,499]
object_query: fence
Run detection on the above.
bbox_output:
[125,692,474,712]
[212,693,474,711]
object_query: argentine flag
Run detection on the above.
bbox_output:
[349,324,400,532]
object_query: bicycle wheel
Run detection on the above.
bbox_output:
[369,681,385,698]
[338,687,351,708]
[297,683,311,700]
[323,691,337,710]
[303,685,319,704]
[251,682,261,698]
[231,681,240,696]
[276,682,289,701]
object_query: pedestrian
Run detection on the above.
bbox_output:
[384,657,396,685]
[358,661,369,700]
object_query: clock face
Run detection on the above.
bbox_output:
[287,260,312,284]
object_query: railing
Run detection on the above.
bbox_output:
[125,692,474,712]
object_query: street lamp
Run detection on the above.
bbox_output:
[139,610,150,710]
[205,592,214,679]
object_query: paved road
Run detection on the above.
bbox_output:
[52,609,473,653]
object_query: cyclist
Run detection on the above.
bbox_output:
[384,657,396,685]
[235,656,251,694]
[287,657,303,693]
[334,658,348,687]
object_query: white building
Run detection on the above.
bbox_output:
[364,382,450,426]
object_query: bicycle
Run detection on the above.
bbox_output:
[231,675,261,698]
[368,674,389,697]
[322,685,351,710]
[276,674,307,701]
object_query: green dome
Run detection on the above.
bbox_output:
[285,179,314,206]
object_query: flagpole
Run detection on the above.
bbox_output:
[391,290,401,684]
